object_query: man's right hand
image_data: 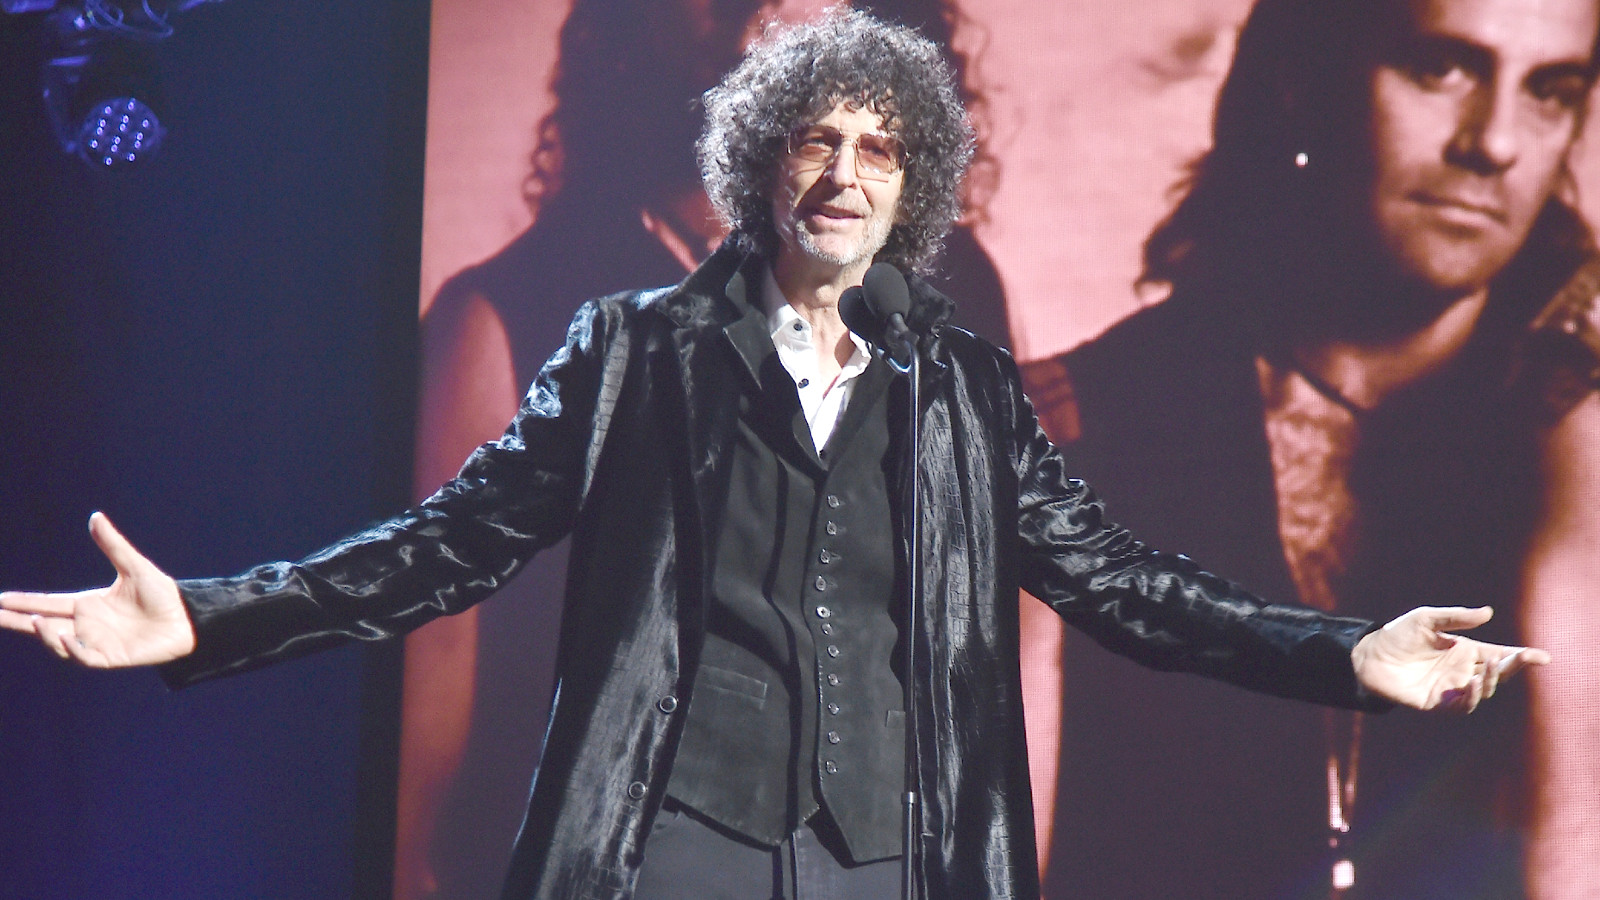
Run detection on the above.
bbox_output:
[0,512,196,667]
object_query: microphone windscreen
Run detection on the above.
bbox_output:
[862,262,911,319]
[838,285,882,343]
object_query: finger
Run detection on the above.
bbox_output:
[1482,653,1505,700]
[1438,668,1484,713]
[1463,672,1484,713]
[37,619,75,660]
[60,629,107,668]
[36,619,108,668]
[1494,646,1551,677]
[0,589,95,617]
[1419,605,1495,634]
[88,511,151,579]
[1436,683,1469,712]
[1426,639,1480,711]
[1512,647,1551,667]
[0,608,50,633]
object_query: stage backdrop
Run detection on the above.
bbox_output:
[404,2,1600,899]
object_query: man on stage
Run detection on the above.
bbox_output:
[1,11,1547,900]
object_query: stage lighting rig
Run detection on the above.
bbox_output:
[6,0,223,168]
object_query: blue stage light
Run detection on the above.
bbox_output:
[14,0,223,168]
[79,96,165,167]
[39,13,167,168]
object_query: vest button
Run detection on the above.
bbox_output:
[827,673,841,686]
[657,695,678,713]
[815,605,831,618]
[826,495,841,508]
[814,575,827,591]
[827,731,841,744]
[820,623,834,635]
[827,703,840,715]
[826,645,840,658]
[626,781,647,800]
[824,760,838,774]
[826,522,838,535]
[819,549,832,564]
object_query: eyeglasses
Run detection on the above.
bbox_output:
[785,124,907,180]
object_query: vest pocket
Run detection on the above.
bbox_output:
[697,663,769,709]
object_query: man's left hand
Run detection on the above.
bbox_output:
[1352,606,1551,712]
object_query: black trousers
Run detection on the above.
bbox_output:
[633,804,901,900]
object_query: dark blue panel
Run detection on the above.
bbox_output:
[0,2,427,898]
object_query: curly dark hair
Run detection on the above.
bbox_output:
[698,9,975,274]
[1142,0,1600,329]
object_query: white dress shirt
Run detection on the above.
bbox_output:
[760,266,874,456]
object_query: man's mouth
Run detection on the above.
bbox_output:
[806,204,864,220]
[1413,191,1507,225]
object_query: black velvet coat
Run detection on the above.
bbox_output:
[163,245,1379,900]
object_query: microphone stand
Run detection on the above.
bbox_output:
[840,271,923,900]
[886,325,922,900]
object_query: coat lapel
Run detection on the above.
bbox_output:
[657,247,764,577]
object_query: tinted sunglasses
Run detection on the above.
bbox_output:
[785,124,907,180]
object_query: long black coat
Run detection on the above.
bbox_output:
[164,245,1379,900]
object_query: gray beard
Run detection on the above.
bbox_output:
[793,214,893,269]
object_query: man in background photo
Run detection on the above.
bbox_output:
[1021,0,1600,895]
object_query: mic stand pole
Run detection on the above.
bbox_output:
[893,336,922,900]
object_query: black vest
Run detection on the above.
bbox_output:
[665,289,907,863]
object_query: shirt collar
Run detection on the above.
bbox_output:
[759,265,873,366]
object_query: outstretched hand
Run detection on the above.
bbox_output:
[0,512,195,667]
[1352,606,1549,712]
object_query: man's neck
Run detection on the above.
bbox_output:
[771,249,868,377]
[1291,287,1491,411]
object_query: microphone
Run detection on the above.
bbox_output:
[839,262,915,371]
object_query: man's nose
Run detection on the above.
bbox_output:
[1449,81,1520,174]
[823,141,862,188]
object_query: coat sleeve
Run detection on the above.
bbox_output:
[1004,356,1386,711]
[160,299,618,687]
